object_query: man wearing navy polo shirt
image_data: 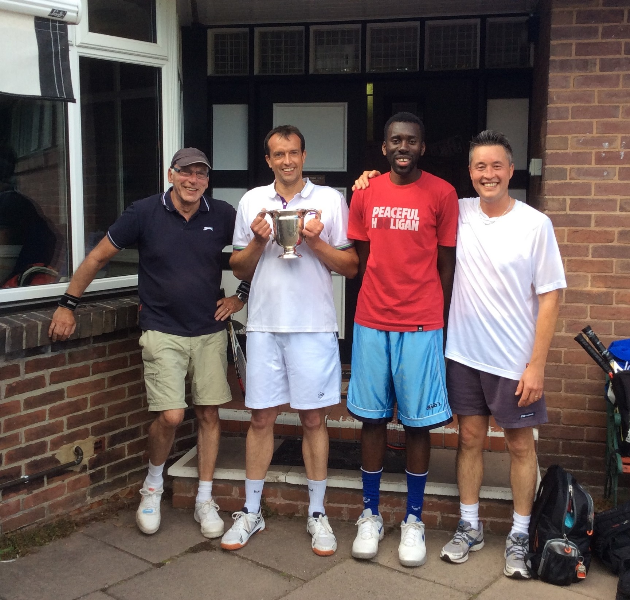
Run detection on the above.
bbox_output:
[49,148,247,539]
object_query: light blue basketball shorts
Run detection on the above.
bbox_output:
[347,323,452,429]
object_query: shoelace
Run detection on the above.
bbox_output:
[198,500,219,516]
[312,516,333,537]
[356,515,379,538]
[231,511,255,533]
[451,523,473,545]
[139,488,160,509]
[506,536,528,559]
[401,522,423,546]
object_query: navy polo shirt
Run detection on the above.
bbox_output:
[107,189,236,337]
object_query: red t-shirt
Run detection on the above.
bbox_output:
[348,171,458,332]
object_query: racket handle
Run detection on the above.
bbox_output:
[574,333,612,376]
[582,325,613,362]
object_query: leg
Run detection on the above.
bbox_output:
[246,406,280,480]
[360,422,387,472]
[300,407,329,481]
[147,408,185,466]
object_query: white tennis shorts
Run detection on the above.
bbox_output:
[245,331,342,410]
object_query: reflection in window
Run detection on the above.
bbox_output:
[0,99,68,288]
[88,0,156,43]
[80,57,162,278]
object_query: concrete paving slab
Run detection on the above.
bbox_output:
[226,515,357,580]
[281,560,469,600]
[109,549,300,600]
[476,576,602,600]
[82,504,208,564]
[0,532,150,600]
[564,559,619,600]
[372,527,505,594]
[77,593,116,600]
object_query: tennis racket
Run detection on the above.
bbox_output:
[582,325,623,373]
[227,319,246,399]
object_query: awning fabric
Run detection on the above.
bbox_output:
[0,10,74,102]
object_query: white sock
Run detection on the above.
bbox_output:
[244,478,265,514]
[196,480,213,504]
[144,461,164,490]
[307,478,327,517]
[510,511,530,536]
[460,502,479,530]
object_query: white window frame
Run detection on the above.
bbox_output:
[0,0,181,303]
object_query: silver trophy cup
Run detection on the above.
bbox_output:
[263,209,321,259]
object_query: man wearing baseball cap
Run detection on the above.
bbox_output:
[49,148,249,538]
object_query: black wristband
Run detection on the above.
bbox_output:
[58,293,81,311]
[236,281,250,302]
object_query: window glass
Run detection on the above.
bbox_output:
[88,0,156,43]
[0,98,69,288]
[80,57,162,278]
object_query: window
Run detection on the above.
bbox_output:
[0,98,69,288]
[87,0,156,43]
[425,19,480,71]
[310,26,361,74]
[486,18,530,68]
[367,23,419,73]
[208,29,249,76]
[255,28,304,75]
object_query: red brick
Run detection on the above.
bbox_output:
[571,105,620,120]
[547,121,595,136]
[619,167,630,180]
[67,346,107,364]
[547,136,570,151]
[592,244,630,259]
[107,368,142,388]
[89,446,126,469]
[3,409,46,433]
[24,354,66,374]
[67,378,106,398]
[4,375,46,398]
[107,398,139,418]
[49,428,90,452]
[0,400,21,419]
[0,364,20,380]
[601,24,630,40]
[592,274,630,288]
[49,364,90,385]
[545,151,593,165]
[568,196,617,209]
[92,356,129,375]
[561,410,607,428]
[551,10,574,26]
[551,25,599,40]
[619,260,630,273]
[575,41,623,56]
[48,396,88,419]
[546,166,568,181]
[566,258,613,273]
[600,58,630,72]
[549,90,596,104]
[572,136,619,149]
[595,152,630,166]
[558,243,589,257]
[575,9,625,24]
[565,289,614,305]
[548,74,572,89]
[47,490,88,517]
[597,121,630,134]
[595,182,630,196]
[67,407,106,429]
[591,306,630,320]
[90,386,127,407]
[22,483,67,510]
[24,420,64,442]
[598,90,630,105]
[616,290,630,304]
[545,181,593,196]
[2,506,46,533]
[5,441,47,464]
[549,58,597,73]
[127,382,144,397]
[23,389,65,411]
[108,338,140,356]
[0,431,20,450]
[550,43,574,58]
[595,214,630,227]
[91,416,126,437]
[574,73,621,88]
[0,498,21,520]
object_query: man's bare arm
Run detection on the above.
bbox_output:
[49,236,120,341]
[515,289,561,407]
[437,245,456,335]
[229,212,272,281]
[352,170,381,191]
[354,240,370,281]
[302,215,359,278]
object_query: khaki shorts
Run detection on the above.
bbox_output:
[139,329,232,412]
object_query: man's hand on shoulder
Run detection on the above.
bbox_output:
[352,170,381,192]
[49,307,77,342]
[215,296,245,322]
[251,210,272,245]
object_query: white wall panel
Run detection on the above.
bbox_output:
[212,104,248,171]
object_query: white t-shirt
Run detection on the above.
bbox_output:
[233,179,353,333]
[445,197,566,380]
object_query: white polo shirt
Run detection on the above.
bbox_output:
[445,197,566,380]
[233,179,353,333]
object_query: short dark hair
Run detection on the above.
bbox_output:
[383,112,425,144]
[469,130,513,165]
[264,125,305,156]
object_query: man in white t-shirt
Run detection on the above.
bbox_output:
[220,125,359,556]
[440,130,566,579]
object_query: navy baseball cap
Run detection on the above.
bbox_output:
[170,148,211,169]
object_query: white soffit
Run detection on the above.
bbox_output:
[184,0,538,27]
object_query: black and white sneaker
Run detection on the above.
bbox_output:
[220,509,265,550]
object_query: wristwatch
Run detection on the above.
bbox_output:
[235,280,250,303]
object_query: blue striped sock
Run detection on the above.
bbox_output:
[406,470,428,521]
[361,468,382,515]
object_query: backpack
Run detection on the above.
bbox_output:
[594,501,630,575]
[528,464,594,586]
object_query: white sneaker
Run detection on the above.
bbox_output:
[220,510,265,550]
[307,514,337,556]
[352,509,384,560]
[194,499,224,539]
[398,514,427,567]
[136,486,163,535]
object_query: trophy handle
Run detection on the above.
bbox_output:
[297,209,322,241]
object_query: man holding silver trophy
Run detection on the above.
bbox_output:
[347,112,458,567]
[221,125,359,556]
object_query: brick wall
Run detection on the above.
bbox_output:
[538,0,630,485]
[0,298,198,534]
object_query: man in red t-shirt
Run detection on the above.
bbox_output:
[347,112,458,567]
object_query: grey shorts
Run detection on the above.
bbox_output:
[446,360,548,429]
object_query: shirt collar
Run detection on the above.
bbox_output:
[162,188,210,213]
[265,178,314,202]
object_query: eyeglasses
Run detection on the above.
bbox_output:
[171,166,209,180]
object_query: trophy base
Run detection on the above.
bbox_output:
[278,252,301,259]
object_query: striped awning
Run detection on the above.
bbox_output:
[0,10,75,102]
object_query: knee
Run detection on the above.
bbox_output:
[155,409,185,430]
[250,409,277,432]
[505,431,535,460]
[300,410,325,432]
[458,424,485,451]
[195,405,219,426]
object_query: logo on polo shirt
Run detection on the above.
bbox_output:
[203,226,214,231]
